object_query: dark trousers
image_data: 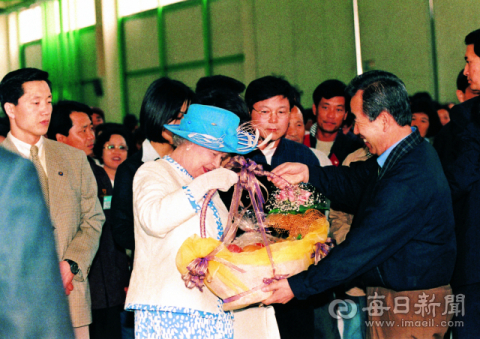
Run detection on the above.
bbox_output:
[312,290,341,339]
[90,305,123,339]
[451,283,480,339]
[274,298,315,339]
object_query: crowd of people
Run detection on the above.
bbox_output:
[1,28,480,339]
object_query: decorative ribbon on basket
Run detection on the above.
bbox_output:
[177,156,332,311]
[181,243,246,292]
[313,239,335,265]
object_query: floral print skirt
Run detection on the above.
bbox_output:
[129,305,234,339]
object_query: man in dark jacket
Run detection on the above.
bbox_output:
[308,79,363,166]
[442,28,480,338]
[434,29,480,169]
[264,70,456,339]
[48,101,130,339]
[445,117,480,338]
[245,76,322,339]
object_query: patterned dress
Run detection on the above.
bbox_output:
[125,156,233,338]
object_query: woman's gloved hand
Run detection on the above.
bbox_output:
[187,168,238,202]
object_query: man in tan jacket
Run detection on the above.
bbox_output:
[0,68,104,339]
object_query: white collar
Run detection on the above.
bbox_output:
[141,139,162,163]
[8,132,45,159]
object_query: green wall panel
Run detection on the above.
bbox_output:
[212,61,244,84]
[210,0,243,58]
[358,0,434,97]
[253,0,296,82]
[164,5,204,65]
[251,0,356,107]
[78,29,97,80]
[81,82,101,108]
[289,0,356,107]
[126,73,161,117]
[125,15,160,72]
[434,1,480,103]
[167,67,205,89]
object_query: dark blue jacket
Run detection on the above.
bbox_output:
[88,157,130,309]
[246,137,321,339]
[249,137,320,170]
[434,96,480,169]
[445,120,480,287]
[111,150,144,251]
[290,130,456,299]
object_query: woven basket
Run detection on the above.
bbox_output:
[175,156,332,311]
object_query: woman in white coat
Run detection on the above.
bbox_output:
[126,104,277,338]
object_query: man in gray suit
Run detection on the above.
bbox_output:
[0,68,104,339]
[0,148,74,339]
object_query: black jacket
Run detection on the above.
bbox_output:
[434,96,480,170]
[88,157,130,309]
[249,137,320,170]
[111,150,144,251]
[445,119,480,287]
[290,130,456,299]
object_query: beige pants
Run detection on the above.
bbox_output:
[366,285,453,339]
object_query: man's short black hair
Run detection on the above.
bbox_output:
[465,28,480,57]
[139,77,195,143]
[123,114,138,132]
[456,69,469,92]
[312,79,349,112]
[346,70,411,126]
[302,108,315,125]
[245,76,295,113]
[90,107,105,120]
[47,100,92,140]
[197,89,249,124]
[195,75,245,95]
[0,68,52,113]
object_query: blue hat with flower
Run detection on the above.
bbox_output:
[164,104,258,154]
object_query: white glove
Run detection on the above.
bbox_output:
[187,168,238,202]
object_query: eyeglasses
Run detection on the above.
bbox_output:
[252,108,290,118]
[104,145,128,151]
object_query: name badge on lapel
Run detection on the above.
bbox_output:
[103,195,112,210]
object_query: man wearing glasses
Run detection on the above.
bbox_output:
[245,76,320,171]
[244,76,320,339]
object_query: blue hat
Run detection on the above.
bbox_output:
[164,104,257,154]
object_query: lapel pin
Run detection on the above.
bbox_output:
[58,171,64,176]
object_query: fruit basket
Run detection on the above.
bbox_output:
[176,156,333,311]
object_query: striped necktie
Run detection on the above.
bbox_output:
[30,145,49,208]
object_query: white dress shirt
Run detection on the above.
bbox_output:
[7,132,48,176]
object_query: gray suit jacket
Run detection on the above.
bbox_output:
[0,147,75,338]
[1,135,105,327]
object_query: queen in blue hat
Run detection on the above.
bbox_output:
[125,105,263,338]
